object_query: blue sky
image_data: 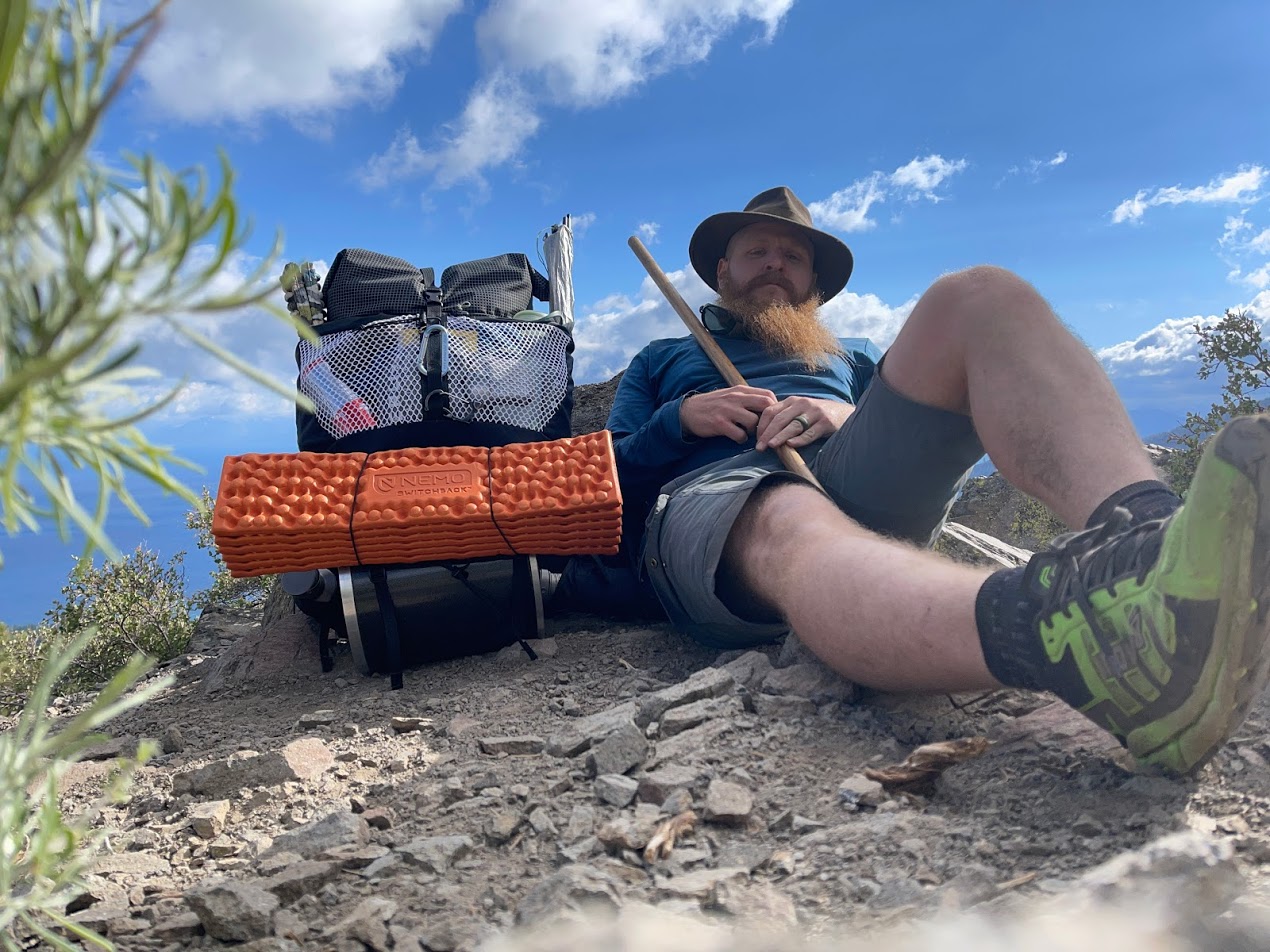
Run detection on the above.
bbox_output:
[3,0,1269,625]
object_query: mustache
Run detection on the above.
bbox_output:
[743,272,796,296]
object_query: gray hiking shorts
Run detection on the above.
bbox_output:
[643,363,985,648]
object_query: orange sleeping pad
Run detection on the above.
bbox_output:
[212,432,623,578]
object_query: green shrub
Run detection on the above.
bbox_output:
[0,0,297,944]
[1164,308,1269,495]
[1009,496,1066,548]
[41,546,194,695]
[0,631,162,951]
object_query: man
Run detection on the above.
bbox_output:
[567,186,1270,778]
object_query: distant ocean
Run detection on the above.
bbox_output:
[0,418,297,629]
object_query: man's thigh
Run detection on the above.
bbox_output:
[643,455,802,649]
[812,360,985,546]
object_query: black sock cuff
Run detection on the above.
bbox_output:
[974,566,1044,690]
[1085,479,1180,530]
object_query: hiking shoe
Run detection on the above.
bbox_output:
[1026,413,1270,775]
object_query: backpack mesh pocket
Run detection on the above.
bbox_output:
[297,314,571,441]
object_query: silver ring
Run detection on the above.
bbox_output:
[791,414,811,434]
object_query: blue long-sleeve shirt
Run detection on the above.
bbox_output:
[606,304,882,543]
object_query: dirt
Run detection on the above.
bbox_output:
[25,382,1270,949]
[30,590,1270,951]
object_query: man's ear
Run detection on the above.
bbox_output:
[716,258,728,285]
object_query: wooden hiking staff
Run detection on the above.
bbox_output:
[627,235,825,491]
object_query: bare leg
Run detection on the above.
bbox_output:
[726,481,999,692]
[882,266,1158,528]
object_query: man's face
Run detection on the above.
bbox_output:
[716,221,817,308]
[713,221,840,370]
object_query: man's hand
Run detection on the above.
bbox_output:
[679,386,778,443]
[755,397,854,451]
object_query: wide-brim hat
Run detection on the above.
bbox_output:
[689,186,854,302]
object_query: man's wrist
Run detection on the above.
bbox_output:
[678,392,700,443]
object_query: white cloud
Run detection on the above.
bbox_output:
[1215,214,1270,290]
[1095,292,1270,425]
[113,250,314,424]
[890,155,969,199]
[819,290,916,351]
[1097,316,1212,372]
[475,0,793,107]
[363,0,795,189]
[637,222,660,244]
[572,264,715,382]
[1111,165,1267,224]
[360,73,542,190]
[1231,262,1270,290]
[1221,214,1252,246]
[570,212,597,235]
[134,0,462,125]
[808,174,887,233]
[1097,292,1270,379]
[809,155,967,233]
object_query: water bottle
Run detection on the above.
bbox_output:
[300,356,376,437]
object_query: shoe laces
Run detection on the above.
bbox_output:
[1039,507,1165,633]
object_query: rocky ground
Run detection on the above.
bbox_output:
[34,591,1270,951]
[24,382,1270,950]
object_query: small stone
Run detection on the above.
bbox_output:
[1072,814,1104,838]
[484,810,523,845]
[661,789,694,815]
[391,716,433,734]
[189,800,231,839]
[564,805,597,843]
[399,835,475,874]
[185,878,279,942]
[207,835,240,859]
[362,808,394,831]
[790,815,826,834]
[510,784,530,800]
[479,735,546,755]
[527,807,558,837]
[587,721,650,777]
[297,710,338,730]
[655,866,749,900]
[161,726,186,754]
[268,811,370,859]
[595,774,640,808]
[838,774,886,810]
[703,779,753,827]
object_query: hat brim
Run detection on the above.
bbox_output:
[689,211,854,302]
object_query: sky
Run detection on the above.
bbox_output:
[3,0,1270,625]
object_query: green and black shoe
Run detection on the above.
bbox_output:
[1025,414,1270,776]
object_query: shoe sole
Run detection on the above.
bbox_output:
[1138,414,1270,775]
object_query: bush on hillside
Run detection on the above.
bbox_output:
[1164,308,1269,493]
[0,0,297,944]
[41,546,194,695]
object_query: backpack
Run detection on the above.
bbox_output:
[293,248,574,454]
[269,233,592,688]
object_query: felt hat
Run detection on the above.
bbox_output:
[689,186,854,302]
